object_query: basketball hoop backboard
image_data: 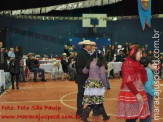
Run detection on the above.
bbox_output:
[82,14,107,27]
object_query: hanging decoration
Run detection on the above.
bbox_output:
[137,0,151,30]
[0,0,122,15]
[2,14,161,21]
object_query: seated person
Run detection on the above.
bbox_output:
[116,50,125,62]
[61,53,69,74]
[68,52,75,62]
[68,57,76,81]
[26,53,46,82]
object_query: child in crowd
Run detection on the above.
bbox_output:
[8,48,15,58]
[140,57,156,122]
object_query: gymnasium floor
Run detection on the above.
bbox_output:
[0,78,162,122]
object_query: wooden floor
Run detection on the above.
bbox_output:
[0,78,162,122]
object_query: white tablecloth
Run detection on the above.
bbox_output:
[0,70,6,91]
[39,62,63,80]
[113,62,122,73]
[107,62,122,74]
[107,62,113,76]
[39,59,60,64]
[5,72,11,83]
[39,63,54,72]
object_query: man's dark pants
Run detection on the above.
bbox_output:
[31,68,45,79]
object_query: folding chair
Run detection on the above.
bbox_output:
[24,65,33,81]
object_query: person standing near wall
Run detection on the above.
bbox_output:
[100,44,107,55]
[9,46,23,89]
[124,42,130,56]
[105,62,111,89]
[64,45,70,56]
[110,45,116,61]
[0,41,9,72]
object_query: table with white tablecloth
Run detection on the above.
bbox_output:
[107,62,122,77]
[113,62,122,73]
[5,72,11,83]
[39,59,61,64]
[0,70,6,92]
[39,62,63,72]
[39,63,54,72]
[107,62,113,76]
[39,62,63,80]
